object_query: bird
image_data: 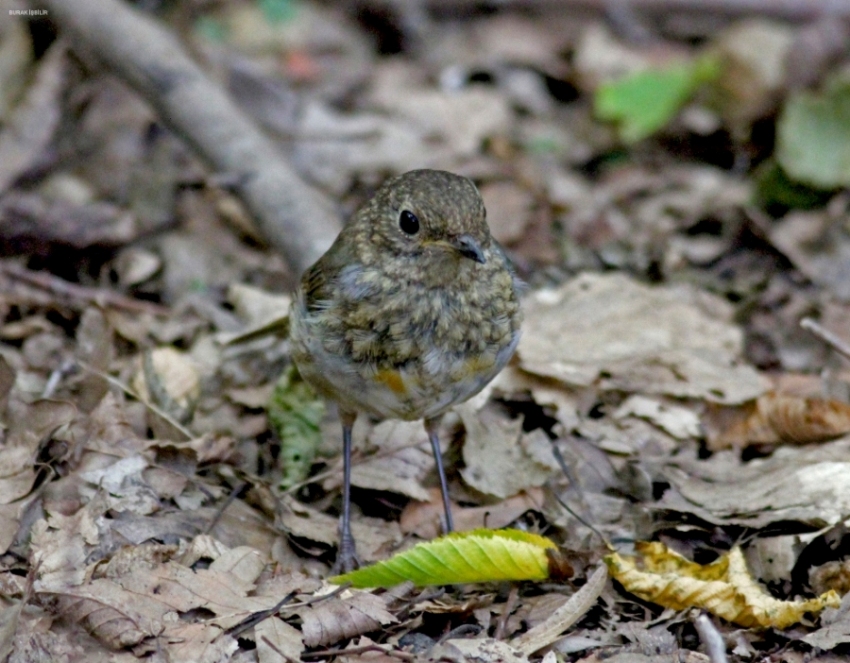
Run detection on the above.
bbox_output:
[289,169,522,572]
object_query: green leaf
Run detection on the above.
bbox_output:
[330,528,558,588]
[268,365,325,489]
[193,16,227,43]
[777,75,850,189]
[595,56,720,143]
[258,0,297,23]
[754,160,832,214]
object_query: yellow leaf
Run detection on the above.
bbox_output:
[605,542,840,629]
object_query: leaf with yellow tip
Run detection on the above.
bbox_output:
[331,529,558,588]
[605,542,840,629]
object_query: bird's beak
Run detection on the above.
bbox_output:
[451,234,486,264]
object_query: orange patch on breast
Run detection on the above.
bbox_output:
[375,369,407,394]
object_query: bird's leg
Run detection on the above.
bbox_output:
[333,409,360,574]
[424,415,454,534]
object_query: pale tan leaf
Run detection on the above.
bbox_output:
[132,346,201,411]
[301,591,397,648]
[431,637,529,663]
[518,273,768,403]
[460,405,559,499]
[256,616,304,663]
[209,545,267,587]
[0,42,65,194]
[160,622,238,663]
[44,579,163,649]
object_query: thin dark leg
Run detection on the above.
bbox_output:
[424,416,454,534]
[333,410,360,574]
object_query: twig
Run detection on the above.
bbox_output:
[204,481,249,535]
[494,585,520,641]
[801,317,850,362]
[39,0,340,276]
[1,262,170,316]
[512,564,608,655]
[551,443,613,551]
[693,611,729,663]
[225,591,298,638]
[303,643,415,661]
[77,360,194,440]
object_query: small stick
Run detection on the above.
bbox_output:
[693,611,729,663]
[494,585,520,641]
[801,317,850,362]
[512,565,608,655]
[1,263,169,316]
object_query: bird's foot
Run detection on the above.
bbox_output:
[331,533,361,575]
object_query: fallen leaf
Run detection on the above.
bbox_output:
[434,637,529,663]
[595,56,719,143]
[269,365,325,489]
[300,591,397,647]
[0,43,65,195]
[706,392,850,450]
[460,405,560,499]
[613,395,701,440]
[400,487,545,539]
[605,542,839,629]
[344,420,434,502]
[777,72,850,188]
[659,438,850,529]
[331,528,558,588]
[256,616,304,663]
[518,273,768,403]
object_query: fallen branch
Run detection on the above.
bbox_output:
[40,0,340,277]
[428,0,850,20]
[0,262,170,315]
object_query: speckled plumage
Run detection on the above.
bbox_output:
[290,169,522,421]
[288,169,522,572]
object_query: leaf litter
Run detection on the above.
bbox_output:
[4,2,850,662]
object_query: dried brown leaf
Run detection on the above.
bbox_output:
[460,405,559,499]
[301,591,397,648]
[159,622,238,663]
[518,273,768,403]
[341,420,433,502]
[400,487,545,539]
[0,43,64,194]
[707,392,850,450]
[278,495,401,563]
[431,637,529,663]
[255,616,304,663]
[45,580,160,649]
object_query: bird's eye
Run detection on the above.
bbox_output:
[399,210,420,235]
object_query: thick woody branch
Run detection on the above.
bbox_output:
[40,0,340,276]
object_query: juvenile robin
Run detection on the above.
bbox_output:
[289,169,522,572]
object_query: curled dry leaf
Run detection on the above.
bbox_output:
[605,542,839,629]
[300,590,397,648]
[706,392,850,450]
